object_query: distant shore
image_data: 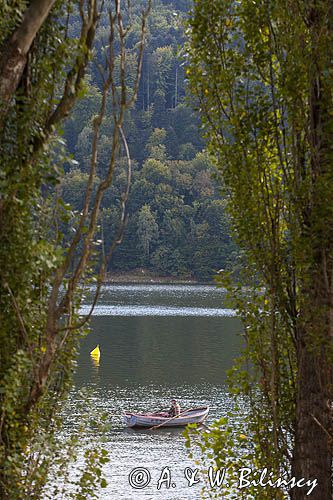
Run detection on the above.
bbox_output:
[103,269,213,285]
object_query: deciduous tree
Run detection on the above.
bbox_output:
[0,1,150,497]
[186,0,333,498]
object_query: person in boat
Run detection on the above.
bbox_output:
[168,399,180,417]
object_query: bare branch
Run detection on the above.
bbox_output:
[4,283,28,342]
[27,1,150,409]
[57,123,133,334]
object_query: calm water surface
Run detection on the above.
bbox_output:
[70,285,242,499]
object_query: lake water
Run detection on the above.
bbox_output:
[69,284,242,499]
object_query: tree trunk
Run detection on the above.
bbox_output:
[292,322,332,499]
[0,0,55,117]
[292,3,333,495]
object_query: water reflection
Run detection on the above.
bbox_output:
[90,345,101,367]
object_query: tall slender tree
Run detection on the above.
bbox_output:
[0,1,150,497]
[187,0,333,498]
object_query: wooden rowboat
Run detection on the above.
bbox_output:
[123,406,209,428]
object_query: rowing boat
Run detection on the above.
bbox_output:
[123,406,209,428]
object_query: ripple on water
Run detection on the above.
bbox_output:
[79,304,237,317]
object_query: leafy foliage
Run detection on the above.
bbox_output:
[57,0,238,281]
[185,0,333,497]
[0,0,149,497]
[60,150,236,279]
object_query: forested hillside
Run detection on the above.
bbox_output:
[61,0,236,280]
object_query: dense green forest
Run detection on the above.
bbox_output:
[1,1,333,498]
[60,0,236,280]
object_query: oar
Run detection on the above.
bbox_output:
[148,408,191,431]
[198,421,211,431]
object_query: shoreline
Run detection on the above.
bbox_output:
[103,271,214,285]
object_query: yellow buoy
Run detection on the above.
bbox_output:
[90,345,100,364]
